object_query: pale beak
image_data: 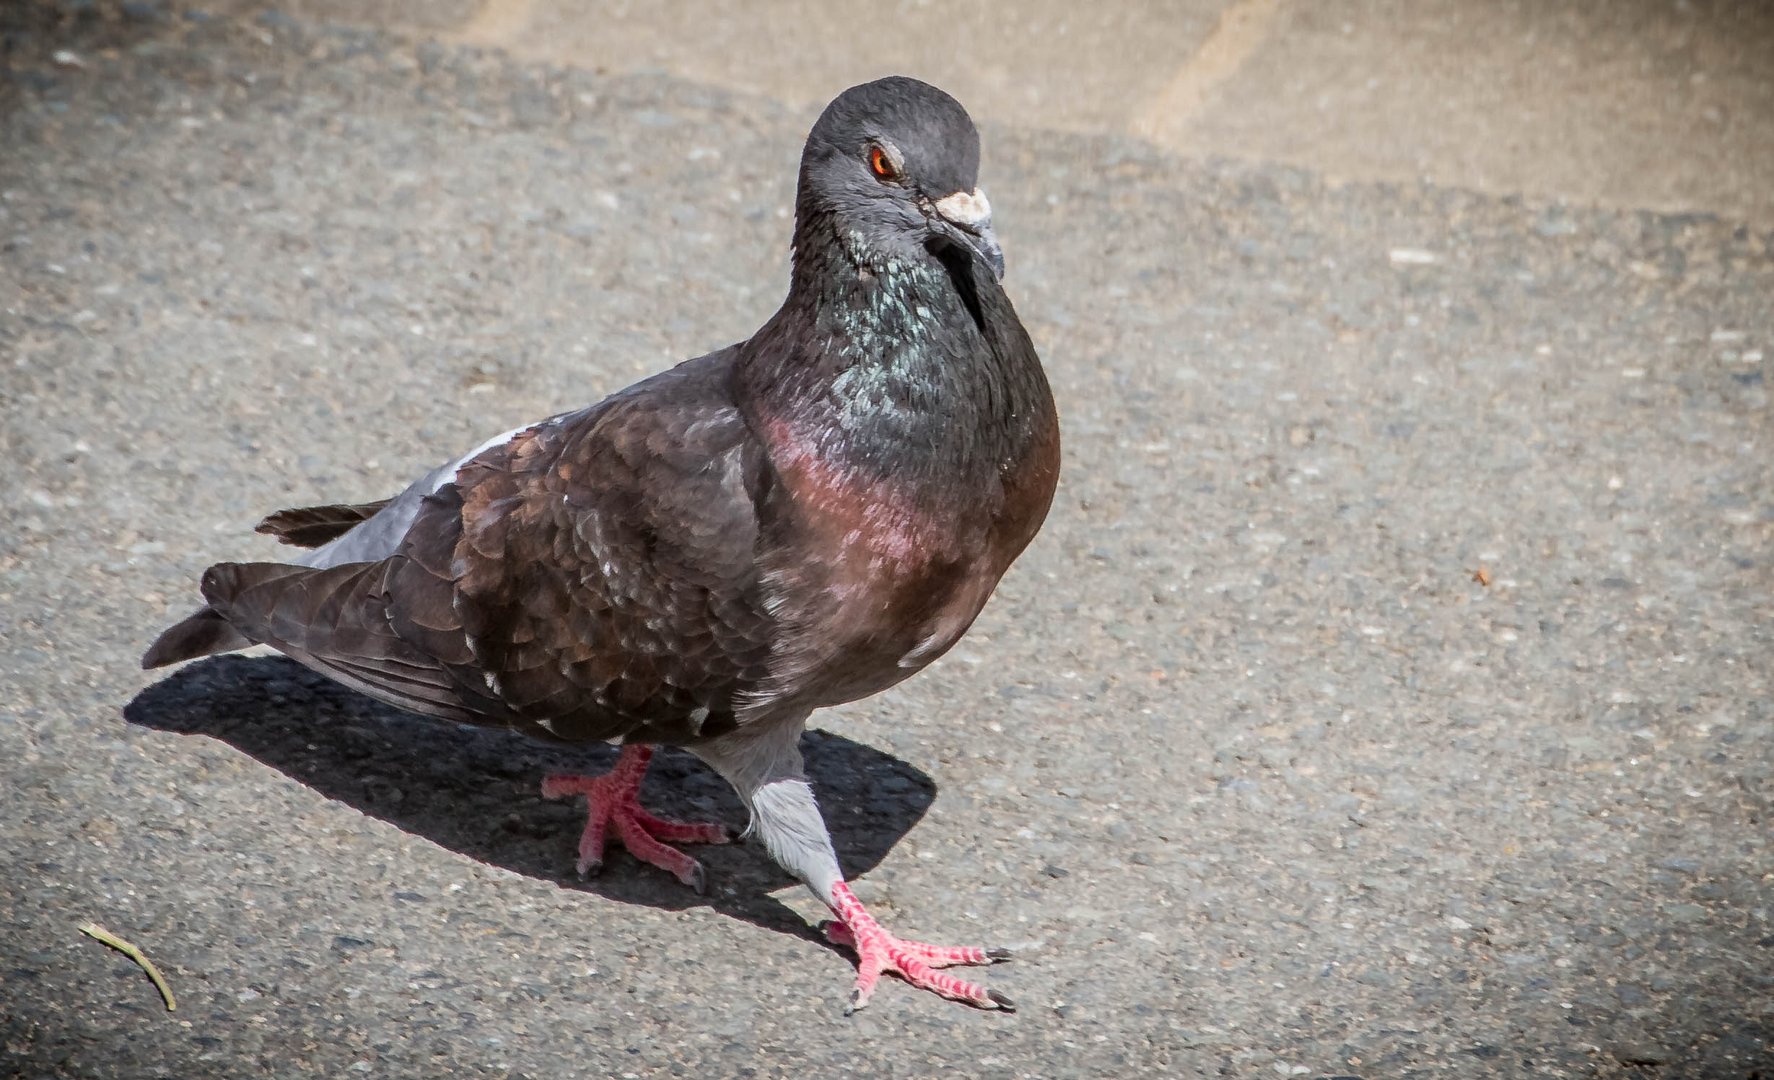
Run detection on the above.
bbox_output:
[932,188,1005,280]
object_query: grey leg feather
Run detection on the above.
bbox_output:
[692,716,841,904]
[747,778,844,902]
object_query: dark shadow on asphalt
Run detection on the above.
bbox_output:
[124,655,935,942]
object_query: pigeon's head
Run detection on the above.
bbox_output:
[796,76,1005,281]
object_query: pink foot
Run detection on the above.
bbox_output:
[541,744,732,893]
[821,882,1013,1014]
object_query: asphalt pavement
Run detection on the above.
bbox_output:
[1,2,1770,1077]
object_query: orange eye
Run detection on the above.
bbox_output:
[869,146,898,180]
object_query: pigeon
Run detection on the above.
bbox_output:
[143,75,1060,1013]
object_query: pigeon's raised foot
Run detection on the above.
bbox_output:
[822,882,1013,1014]
[541,744,731,893]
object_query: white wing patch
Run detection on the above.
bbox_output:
[687,705,711,734]
[298,424,533,569]
[431,425,529,493]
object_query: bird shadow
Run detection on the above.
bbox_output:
[123,655,937,942]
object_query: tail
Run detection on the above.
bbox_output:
[166,559,487,724]
[141,606,253,669]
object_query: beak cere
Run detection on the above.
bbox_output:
[932,188,1006,280]
[933,188,992,228]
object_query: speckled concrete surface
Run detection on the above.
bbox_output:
[1,4,1770,1078]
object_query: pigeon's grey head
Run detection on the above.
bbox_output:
[796,76,1005,281]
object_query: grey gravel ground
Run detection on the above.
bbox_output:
[2,3,1771,1078]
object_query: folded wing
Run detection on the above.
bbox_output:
[171,351,777,746]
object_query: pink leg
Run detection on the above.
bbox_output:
[820,882,1012,1014]
[541,744,732,893]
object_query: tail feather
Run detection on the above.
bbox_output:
[255,499,393,548]
[141,607,252,669]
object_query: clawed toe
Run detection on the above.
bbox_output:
[544,746,728,891]
[823,883,1014,1013]
[821,919,1007,970]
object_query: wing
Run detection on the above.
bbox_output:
[440,350,776,743]
[193,350,777,744]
